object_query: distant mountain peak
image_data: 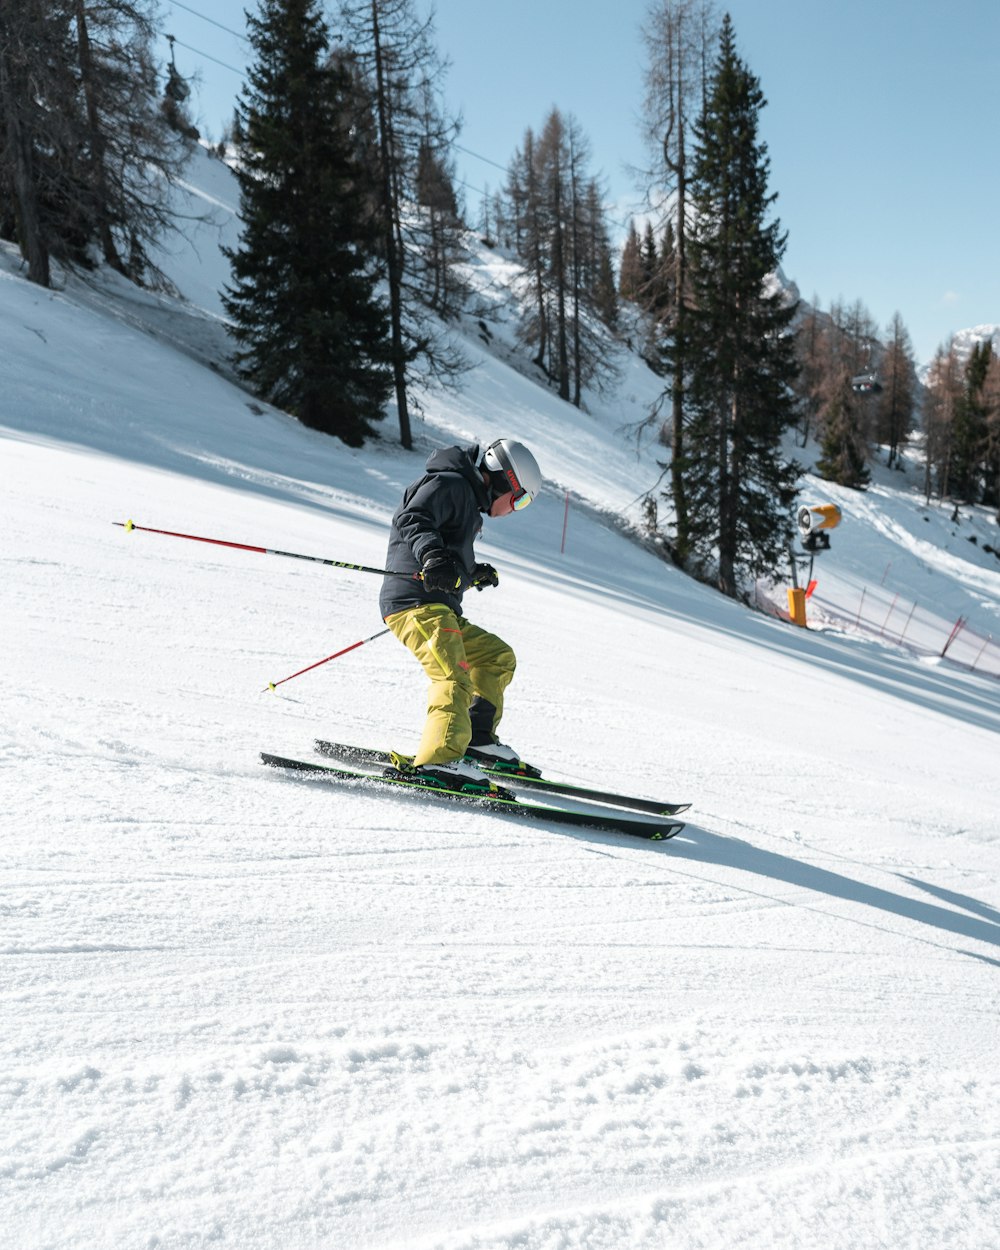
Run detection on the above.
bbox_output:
[950,323,1000,354]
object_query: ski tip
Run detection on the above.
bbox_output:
[633,824,684,841]
[657,823,685,840]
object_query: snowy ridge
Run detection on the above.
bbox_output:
[948,323,1000,360]
[916,322,1000,385]
[2,144,999,1250]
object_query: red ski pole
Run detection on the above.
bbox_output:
[264,628,391,693]
[115,520,411,578]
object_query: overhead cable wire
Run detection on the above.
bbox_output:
[168,36,244,75]
[457,181,487,199]
[163,5,515,181]
[165,0,247,42]
[160,10,515,194]
[455,142,508,174]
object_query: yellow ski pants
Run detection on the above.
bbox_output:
[385,603,516,766]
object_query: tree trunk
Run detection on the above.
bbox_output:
[74,0,124,273]
[371,1,411,448]
[717,394,737,597]
[0,34,50,286]
[669,141,689,558]
[550,159,569,401]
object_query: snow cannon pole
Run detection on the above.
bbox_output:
[114,520,410,579]
[263,628,391,693]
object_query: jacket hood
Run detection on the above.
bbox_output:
[425,444,490,511]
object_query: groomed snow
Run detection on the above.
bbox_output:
[2,146,999,1250]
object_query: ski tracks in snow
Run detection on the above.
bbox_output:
[3,1021,998,1249]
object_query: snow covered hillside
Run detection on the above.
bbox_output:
[2,145,999,1250]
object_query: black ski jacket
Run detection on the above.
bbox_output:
[379,444,490,619]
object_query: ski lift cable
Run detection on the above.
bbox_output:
[162,5,512,189]
[166,36,244,76]
[456,176,489,199]
[454,143,508,174]
[165,0,248,43]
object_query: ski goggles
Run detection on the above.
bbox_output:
[489,489,531,517]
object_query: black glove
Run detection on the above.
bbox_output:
[472,562,499,591]
[421,551,463,592]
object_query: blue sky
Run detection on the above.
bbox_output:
[157,0,1000,365]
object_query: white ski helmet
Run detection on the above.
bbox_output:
[481,439,542,514]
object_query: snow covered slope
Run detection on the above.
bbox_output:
[2,146,999,1250]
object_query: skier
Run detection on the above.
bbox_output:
[379,439,542,792]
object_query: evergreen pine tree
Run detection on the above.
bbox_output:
[922,342,961,503]
[682,15,800,597]
[815,396,870,489]
[224,0,392,446]
[652,221,677,320]
[982,351,1000,515]
[0,0,68,285]
[618,221,643,299]
[801,298,878,488]
[791,299,827,448]
[640,220,658,291]
[950,341,992,502]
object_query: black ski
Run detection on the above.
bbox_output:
[313,740,690,817]
[261,753,684,841]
